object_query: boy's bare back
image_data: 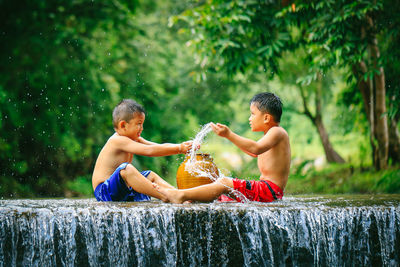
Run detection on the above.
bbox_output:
[92,133,133,190]
[256,126,291,190]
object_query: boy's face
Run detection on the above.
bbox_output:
[122,112,145,140]
[249,103,267,132]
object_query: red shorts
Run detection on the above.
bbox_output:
[218,179,283,203]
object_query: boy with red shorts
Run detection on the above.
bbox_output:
[155,92,291,203]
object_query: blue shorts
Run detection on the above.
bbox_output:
[94,162,151,202]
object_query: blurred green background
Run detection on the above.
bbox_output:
[0,0,399,198]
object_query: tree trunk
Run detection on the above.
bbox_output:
[388,117,400,164]
[369,18,388,169]
[314,114,346,163]
[353,62,379,166]
[353,15,389,170]
[367,16,389,170]
[298,83,345,164]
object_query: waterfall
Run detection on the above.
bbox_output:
[1,196,399,266]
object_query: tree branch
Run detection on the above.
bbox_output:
[297,84,315,121]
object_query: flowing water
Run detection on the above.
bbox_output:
[1,195,399,266]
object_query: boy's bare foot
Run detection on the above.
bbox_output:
[153,183,185,204]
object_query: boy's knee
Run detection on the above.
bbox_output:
[122,165,152,181]
[120,164,137,180]
[216,177,232,187]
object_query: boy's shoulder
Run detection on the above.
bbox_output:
[267,126,288,137]
[260,126,289,145]
[106,133,136,146]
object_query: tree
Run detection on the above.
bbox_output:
[279,50,345,163]
[177,0,399,169]
[293,0,400,169]
[174,0,344,163]
[380,1,400,164]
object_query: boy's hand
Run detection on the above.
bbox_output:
[210,122,231,138]
[179,141,193,154]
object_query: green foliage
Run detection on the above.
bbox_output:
[286,164,400,195]
[66,175,93,197]
[0,0,237,197]
[380,1,400,120]
[293,0,400,121]
[174,0,385,77]
[0,0,137,196]
[173,0,294,77]
[293,1,380,68]
[0,176,35,198]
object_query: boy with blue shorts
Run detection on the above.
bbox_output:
[92,99,192,202]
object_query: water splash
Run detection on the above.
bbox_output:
[185,123,249,203]
[188,123,212,164]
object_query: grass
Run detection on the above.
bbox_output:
[285,164,400,195]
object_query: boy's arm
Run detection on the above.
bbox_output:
[238,147,258,158]
[112,136,192,156]
[211,123,283,155]
[137,137,158,145]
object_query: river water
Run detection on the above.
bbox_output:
[1,195,399,266]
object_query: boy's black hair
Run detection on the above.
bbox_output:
[112,99,145,128]
[250,92,282,122]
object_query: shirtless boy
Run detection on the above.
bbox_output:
[155,92,291,203]
[92,99,192,202]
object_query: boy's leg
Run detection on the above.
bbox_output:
[120,164,169,202]
[147,172,175,189]
[155,177,234,204]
